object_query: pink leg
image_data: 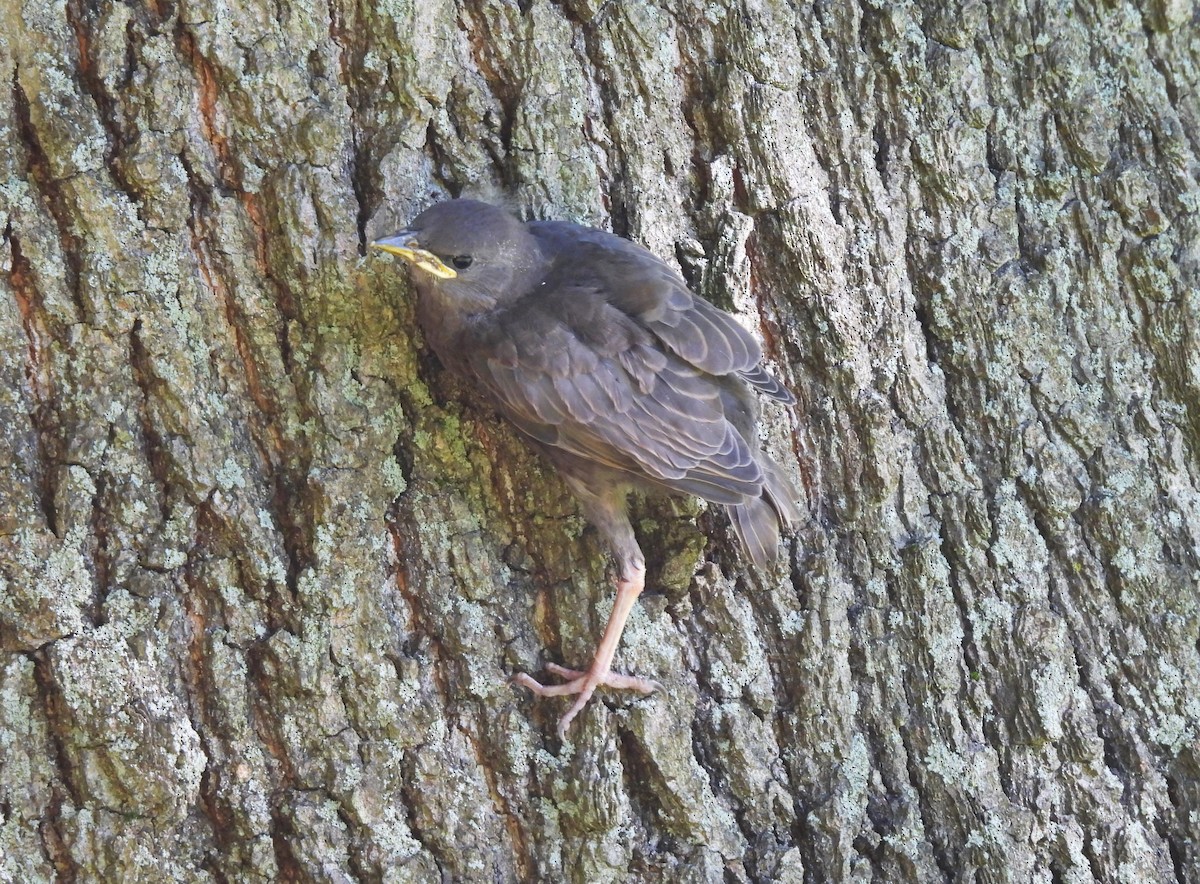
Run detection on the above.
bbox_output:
[514,565,661,738]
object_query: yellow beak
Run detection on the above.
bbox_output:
[371,232,457,279]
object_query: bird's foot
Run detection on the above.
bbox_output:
[513,662,662,739]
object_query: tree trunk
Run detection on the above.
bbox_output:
[2,0,1197,881]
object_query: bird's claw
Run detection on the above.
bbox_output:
[513,663,662,739]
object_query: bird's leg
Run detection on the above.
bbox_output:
[514,478,661,736]
[513,562,661,738]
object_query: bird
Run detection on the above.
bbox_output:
[373,199,800,738]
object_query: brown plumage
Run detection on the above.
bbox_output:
[374,199,799,737]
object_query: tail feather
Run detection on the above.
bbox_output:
[725,454,801,567]
[762,455,802,526]
[727,494,780,568]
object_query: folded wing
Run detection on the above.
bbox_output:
[467,286,764,503]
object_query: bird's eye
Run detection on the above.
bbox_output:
[451,255,473,270]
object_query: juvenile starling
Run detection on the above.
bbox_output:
[374,199,799,737]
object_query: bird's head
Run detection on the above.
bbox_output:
[372,200,542,309]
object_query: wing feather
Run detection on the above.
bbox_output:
[462,285,766,504]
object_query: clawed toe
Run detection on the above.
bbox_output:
[513,662,661,737]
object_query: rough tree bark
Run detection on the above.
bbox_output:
[1,0,1197,881]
